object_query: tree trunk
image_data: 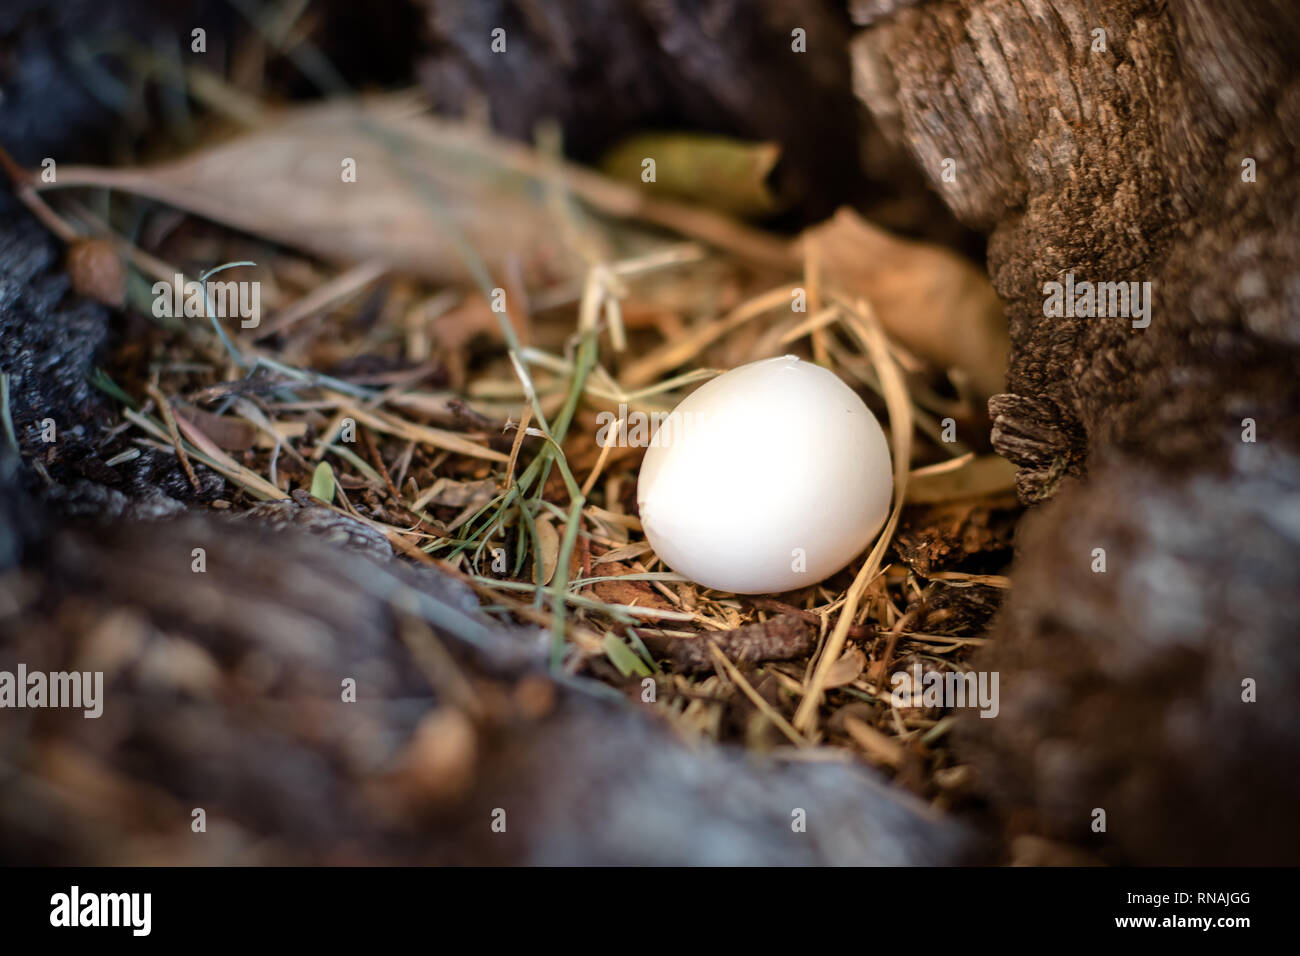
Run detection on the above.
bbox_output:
[851,0,1300,862]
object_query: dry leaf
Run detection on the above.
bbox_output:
[600,132,781,218]
[823,648,866,688]
[429,293,507,389]
[592,541,653,565]
[252,420,308,449]
[43,96,596,290]
[801,207,1009,399]
[588,560,678,612]
[174,405,257,451]
[430,295,503,353]
[40,94,794,295]
[534,515,560,586]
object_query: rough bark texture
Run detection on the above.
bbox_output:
[0,448,982,866]
[852,0,1300,499]
[851,0,1300,862]
[0,191,221,504]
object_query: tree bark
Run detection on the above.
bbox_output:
[851,0,1300,862]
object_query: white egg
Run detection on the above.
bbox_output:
[636,355,893,594]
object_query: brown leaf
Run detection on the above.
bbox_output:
[823,647,866,688]
[534,515,560,586]
[173,405,257,451]
[44,97,595,289]
[800,207,1009,399]
[430,295,503,353]
[589,561,678,612]
[413,477,497,510]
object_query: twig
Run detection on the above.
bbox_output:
[0,144,79,242]
[640,614,815,674]
[873,603,926,693]
[503,403,533,493]
[145,383,201,492]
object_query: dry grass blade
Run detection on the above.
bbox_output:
[255,259,388,339]
[707,642,808,748]
[927,572,1012,588]
[843,715,906,768]
[503,404,533,494]
[580,413,623,497]
[124,408,283,500]
[144,384,201,493]
[620,284,796,388]
[330,400,507,463]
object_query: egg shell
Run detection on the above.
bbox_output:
[636,355,892,594]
